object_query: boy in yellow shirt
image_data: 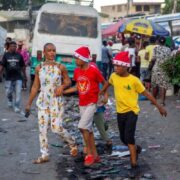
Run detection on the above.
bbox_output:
[100,51,167,178]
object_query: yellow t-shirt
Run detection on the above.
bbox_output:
[145,45,156,62]
[109,73,145,114]
[138,49,149,68]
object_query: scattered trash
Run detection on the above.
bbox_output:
[22,170,40,174]
[148,145,161,149]
[66,168,74,173]
[143,173,154,179]
[51,143,63,148]
[0,127,7,133]
[171,149,178,154]
[110,151,130,157]
[31,129,37,132]
[1,118,9,122]
[176,100,180,103]
[112,145,128,151]
[17,119,27,122]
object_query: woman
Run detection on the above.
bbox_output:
[26,43,78,164]
[151,37,171,106]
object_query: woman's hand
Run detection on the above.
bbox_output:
[54,85,64,97]
[25,104,31,113]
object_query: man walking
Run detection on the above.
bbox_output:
[0,41,26,112]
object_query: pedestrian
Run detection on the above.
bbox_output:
[0,37,12,83]
[25,43,78,164]
[63,46,108,166]
[151,36,172,106]
[100,51,167,178]
[145,36,157,63]
[107,40,114,77]
[101,40,111,80]
[4,37,12,52]
[17,40,30,90]
[0,41,26,113]
[137,41,151,90]
[93,92,112,153]
[126,38,138,77]
[83,63,112,154]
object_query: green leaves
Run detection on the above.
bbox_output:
[163,0,180,14]
[0,0,46,10]
[161,54,180,85]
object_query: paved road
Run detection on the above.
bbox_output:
[0,78,180,180]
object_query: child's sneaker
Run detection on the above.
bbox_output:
[84,154,95,166]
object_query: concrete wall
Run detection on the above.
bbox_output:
[101,3,162,23]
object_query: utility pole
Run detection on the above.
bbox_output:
[172,0,177,13]
[127,0,131,16]
[28,0,33,40]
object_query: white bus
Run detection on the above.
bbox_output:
[31,3,102,78]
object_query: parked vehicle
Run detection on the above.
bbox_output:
[31,3,102,78]
[0,26,7,59]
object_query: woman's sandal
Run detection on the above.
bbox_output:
[70,145,78,157]
[32,156,49,164]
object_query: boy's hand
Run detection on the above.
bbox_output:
[99,90,104,96]
[158,106,167,117]
[102,94,108,104]
[54,86,64,97]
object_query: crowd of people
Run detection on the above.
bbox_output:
[0,34,177,178]
[101,35,178,105]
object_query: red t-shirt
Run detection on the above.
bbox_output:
[74,64,104,106]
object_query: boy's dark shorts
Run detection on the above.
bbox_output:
[117,111,138,145]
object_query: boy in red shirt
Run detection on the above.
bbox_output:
[64,46,108,166]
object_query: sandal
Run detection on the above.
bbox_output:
[70,145,78,157]
[32,156,49,164]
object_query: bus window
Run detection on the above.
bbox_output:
[172,20,180,36]
[38,12,98,38]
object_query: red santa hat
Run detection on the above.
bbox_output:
[113,51,130,67]
[74,46,91,62]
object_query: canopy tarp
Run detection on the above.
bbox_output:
[102,20,124,37]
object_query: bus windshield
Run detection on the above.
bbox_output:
[38,12,98,38]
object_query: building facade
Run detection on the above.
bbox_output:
[101,0,164,22]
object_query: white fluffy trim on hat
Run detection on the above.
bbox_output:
[74,52,89,62]
[113,60,130,67]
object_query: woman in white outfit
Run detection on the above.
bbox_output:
[26,43,78,164]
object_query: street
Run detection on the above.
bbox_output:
[0,77,180,180]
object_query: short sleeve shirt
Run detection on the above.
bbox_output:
[0,52,25,81]
[109,73,145,114]
[74,65,104,106]
[138,49,149,68]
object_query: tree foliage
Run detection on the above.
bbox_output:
[0,0,46,10]
[161,53,180,85]
[163,0,180,14]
